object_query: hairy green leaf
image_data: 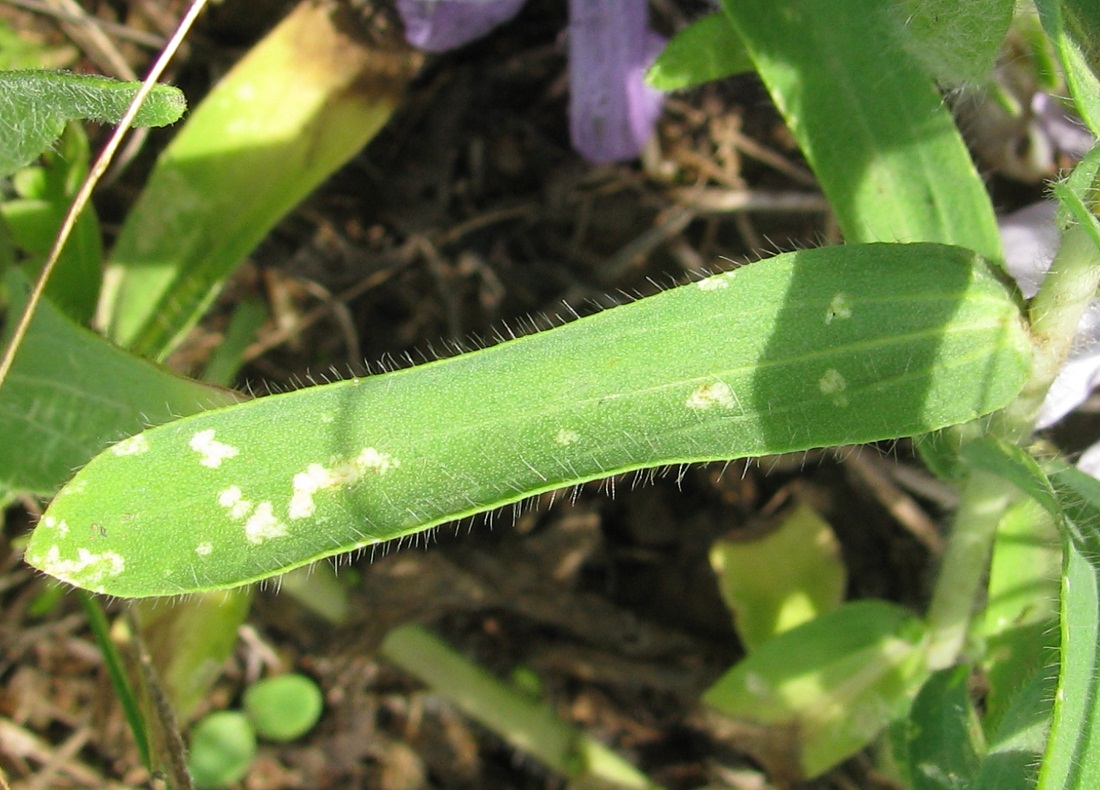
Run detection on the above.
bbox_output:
[1036,0,1100,136]
[974,664,1055,790]
[961,438,1061,516]
[1039,465,1100,790]
[26,243,1030,597]
[0,69,185,177]
[889,0,1014,85]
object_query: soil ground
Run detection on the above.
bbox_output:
[0,1,1053,788]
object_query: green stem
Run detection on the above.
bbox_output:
[380,623,661,789]
[926,470,1017,668]
[926,222,1100,668]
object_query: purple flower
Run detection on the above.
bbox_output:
[567,0,666,163]
[395,0,528,52]
[394,0,666,163]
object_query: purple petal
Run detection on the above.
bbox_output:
[396,0,527,52]
[568,0,666,163]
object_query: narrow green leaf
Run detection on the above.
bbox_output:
[906,666,984,790]
[0,270,242,495]
[0,69,185,177]
[26,243,1030,597]
[704,600,928,778]
[100,3,422,360]
[645,13,753,91]
[199,297,267,386]
[1039,465,1100,789]
[79,591,152,771]
[719,0,1002,260]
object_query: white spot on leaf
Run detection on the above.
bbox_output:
[555,428,580,446]
[37,545,125,589]
[112,434,150,456]
[40,516,69,537]
[697,276,730,291]
[190,429,239,468]
[825,293,852,324]
[245,502,287,544]
[289,448,399,520]
[217,486,252,520]
[686,381,738,411]
[818,369,849,407]
[195,542,213,556]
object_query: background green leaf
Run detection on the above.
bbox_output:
[1,124,102,323]
[719,0,1002,258]
[906,665,985,790]
[1036,0,1100,136]
[99,3,422,361]
[0,270,242,495]
[703,600,928,778]
[710,500,846,651]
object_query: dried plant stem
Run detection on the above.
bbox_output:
[0,0,210,389]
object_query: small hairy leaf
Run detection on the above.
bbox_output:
[1036,0,1100,136]
[889,0,1014,85]
[0,69,185,177]
[26,243,1030,597]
